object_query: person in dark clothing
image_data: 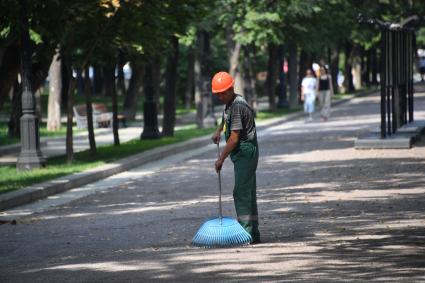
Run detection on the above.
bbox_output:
[316,66,334,121]
[210,71,261,244]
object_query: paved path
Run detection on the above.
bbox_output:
[1,88,425,282]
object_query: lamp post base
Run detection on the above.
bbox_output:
[16,113,46,171]
[17,153,46,170]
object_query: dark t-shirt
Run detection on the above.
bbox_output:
[223,94,256,142]
[319,78,330,90]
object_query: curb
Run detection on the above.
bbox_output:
[0,88,379,212]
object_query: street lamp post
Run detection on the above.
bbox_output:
[17,0,46,170]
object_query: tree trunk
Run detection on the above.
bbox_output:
[371,47,379,85]
[34,86,42,122]
[64,54,75,163]
[247,45,258,112]
[0,42,20,111]
[194,31,204,128]
[7,80,21,138]
[123,59,144,120]
[152,54,161,113]
[329,47,340,93]
[117,50,126,96]
[104,61,120,145]
[30,46,52,93]
[365,49,371,86]
[0,47,4,64]
[361,48,370,87]
[112,85,120,145]
[227,28,243,94]
[162,36,179,137]
[358,48,367,89]
[184,47,195,109]
[47,50,62,131]
[201,31,213,124]
[353,60,362,90]
[84,66,96,155]
[288,43,298,108]
[266,43,278,111]
[141,63,160,139]
[102,64,115,97]
[92,64,103,95]
[343,43,355,93]
[76,69,84,96]
[30,45,53,119]
[277,45,288,108]
[60,55,70,110]
[298,49,313,86]
[242,46,254,108]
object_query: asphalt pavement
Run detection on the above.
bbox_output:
[1,87,425,282]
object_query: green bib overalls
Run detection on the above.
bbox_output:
[224,101,260,242]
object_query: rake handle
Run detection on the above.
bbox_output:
[217,143,223,220]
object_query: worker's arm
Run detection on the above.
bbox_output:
[215,130,239,172]
[211,123,223,144]
[211,117,224,144]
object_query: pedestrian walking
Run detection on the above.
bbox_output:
[210,71,261,244]
[301,69,317,122]
[316,66,333,122]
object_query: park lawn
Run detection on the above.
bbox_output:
[0,126,214,194]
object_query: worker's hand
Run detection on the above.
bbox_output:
[211,130,221,144]
[215,157,224,173]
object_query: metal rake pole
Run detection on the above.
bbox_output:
[217,143,223,223]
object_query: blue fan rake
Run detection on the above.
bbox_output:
[192,143,252,248]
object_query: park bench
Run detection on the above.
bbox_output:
[73,103,126,129]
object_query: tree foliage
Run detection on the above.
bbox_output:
[1,0,424,115]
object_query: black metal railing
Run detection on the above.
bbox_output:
[380,26,415,138]
[360,15,418,138]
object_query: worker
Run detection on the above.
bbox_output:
[211,71,261,244]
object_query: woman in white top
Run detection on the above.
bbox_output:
[301,69,317,122]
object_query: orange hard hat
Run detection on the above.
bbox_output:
[211,71,234,93]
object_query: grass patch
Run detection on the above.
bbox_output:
[176,108,195,115]
[332,86,378,101]
[332,93,349,100]
[0,126,214,194]
[0,125,19,146]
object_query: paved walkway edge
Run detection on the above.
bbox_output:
[0,141,48,156]
[0,89,376,211]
